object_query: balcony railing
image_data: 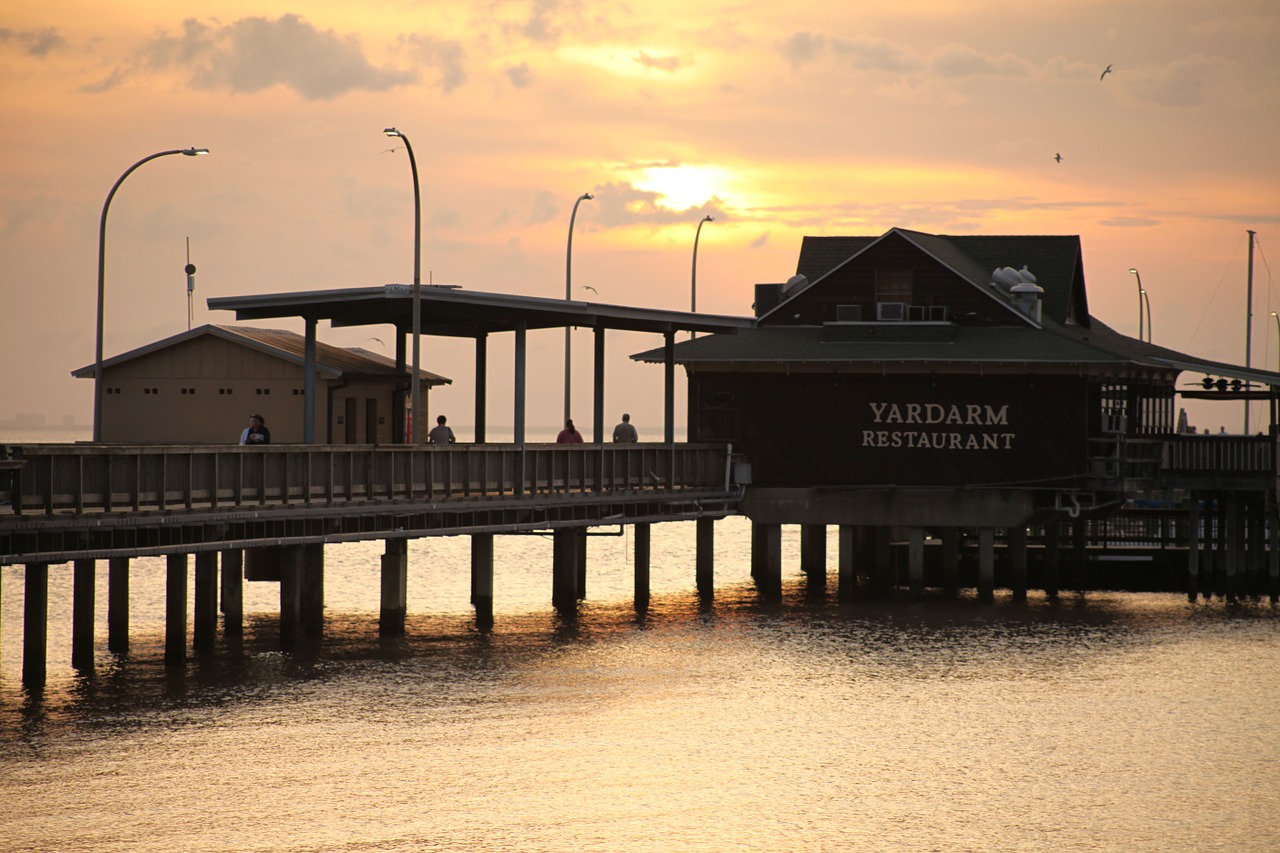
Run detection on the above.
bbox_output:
[1,443,734,516]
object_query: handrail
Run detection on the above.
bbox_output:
[0,443,734,517]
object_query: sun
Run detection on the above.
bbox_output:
[632,163,727,210]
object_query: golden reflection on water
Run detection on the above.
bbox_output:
[3,518,1280,851]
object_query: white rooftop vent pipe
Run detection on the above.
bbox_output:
[1008,266,1043,323]
[783,273,808,293]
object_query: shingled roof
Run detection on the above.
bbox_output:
[73,324,451,384]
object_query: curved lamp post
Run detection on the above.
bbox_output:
[384,127,423,443]
[691,215,713,339]
[564,192,593,424]
[94,147,208,443]
[1141,289,1152,343]
[1128,268,1144,343]
[1272,312,1279,372]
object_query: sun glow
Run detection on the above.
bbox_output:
[632,163,730,210]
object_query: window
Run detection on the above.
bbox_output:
[875,269,913,303]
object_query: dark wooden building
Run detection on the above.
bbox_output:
[636,228,1280,598]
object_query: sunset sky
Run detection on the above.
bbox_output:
[1,1,1277,435]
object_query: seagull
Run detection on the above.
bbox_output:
[582,285,597,294]
[1100,64,1113,81]
[380,147,402,154]
[365,336,385,348]
[1054,153,1062,163]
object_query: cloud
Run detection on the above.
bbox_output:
[750,232,770,248]
[928,44,1031,78]
[780,32,825,69]
[1099,215,1162,228]
[400,33,467,93]
[504,62,534,88]
[1127,53,1240,107]
[584,182,723,228]
[89,15,415,100]
[1189,14,1280,37]
[634,51,685,72]
[0,26,65,57]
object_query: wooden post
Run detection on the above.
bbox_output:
[471,533,494,630]
[634,522,651,609]
[907,527,925,597]
[750,522,766,580]
[1225,493,1239,603]
[380,539,408,636]
[552,529,579,611]
[576,529,588,600]
[193,551,218,652]
[872,526,893,592]
[837,524,856,601]
[696,517,715,597]
[1269,491,1279,604]
[801,524,826,574]
[279,545,302,646]
[220,550,244,637]
[1071,518,1088,593]
[108,556,130,653]
[165,553,188,666]
[72,558,95,670]
[757,523,782,600]
[978,527,995,603]
[23,562,48,688]
[302,543,325,638]
[1008,525,1028,603]
[1043,521,1061,600]
[941,527,960,597]
[1186,495,1201,603]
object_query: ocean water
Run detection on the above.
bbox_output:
[2,515,1278,852]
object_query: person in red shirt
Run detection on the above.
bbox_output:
[556,418,583,443]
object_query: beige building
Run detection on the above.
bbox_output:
[73,324,450,444]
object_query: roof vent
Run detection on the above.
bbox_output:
[783,274,808,293]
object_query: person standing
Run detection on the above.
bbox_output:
[556,418,583,443]
[240,414,270,445]
[612,412,638,443]
[428,414,456,444]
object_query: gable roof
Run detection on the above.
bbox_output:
[783,228,1086,327]
[72,324,451,384]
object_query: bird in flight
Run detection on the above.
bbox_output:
[380,147,402,154]
[1100,64,1113,81]
[1054,153,1062,163]
[582,285,598,294]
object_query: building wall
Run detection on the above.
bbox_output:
[693,371,1091,488]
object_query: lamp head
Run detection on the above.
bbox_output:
[1128,268,1138,275]
[703,215,714,223]
[183,148,210,156]
[384,127,402,138]
[580,192,594,201]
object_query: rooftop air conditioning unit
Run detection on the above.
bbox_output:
[908,305,926,321]
[928,305,950,321]
[836,304,862,322]
[876,302,907,321]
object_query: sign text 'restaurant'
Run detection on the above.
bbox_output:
[862,401,1014,450]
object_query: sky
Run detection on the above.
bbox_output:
[1,0,1277,436]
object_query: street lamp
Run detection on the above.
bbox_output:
[1131,268,1152,343]
[564,192,593,424]
[1141,289,1152,343]
[94,147,208,443]
[383,127,423,443]
[1271,312,1279,372]
[691,215,713,339]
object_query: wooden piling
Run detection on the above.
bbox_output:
[696,517,715,596]
[165,553,188,666]
[279,545,303,646]
[978,527,994,602]
[907,527,924,597]
[576,529,588,601]
[72,558,95,670]
[1071,518,1088,593]
[301,543,324,638]
[23,562,48,687]
[634,522,651,608]
[379,539,408,637]
[552,529,579,611]
[756,523,782,600]
[1042,522,1060,599]
[941,527,959,597]
[872,526,893,592]
[220,550,244,637]
[801,523,826,576]
[193,551,218,652]
[1225,493,1239,603]
[471,533,494,630]
[837,524,856,601]
[1008,525,1028,603]
[108,556,130,653]
[1186,496,1200,603]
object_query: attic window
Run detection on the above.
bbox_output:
[875,269,913,303]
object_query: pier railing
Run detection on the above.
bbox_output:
[1,443,733,516]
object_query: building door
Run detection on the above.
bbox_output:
[365,398,379,446]
[344,398,357,444]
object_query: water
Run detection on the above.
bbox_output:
[3,518,1280,852]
